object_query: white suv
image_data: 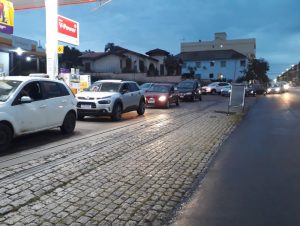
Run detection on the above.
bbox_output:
[0,76,77,151]
[201,82,230,94]
[76,80,145,121]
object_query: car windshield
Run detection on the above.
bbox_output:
[0,80,22,102]
[140,83,152,89]
[208,83,218,87]
[147,85,170,93]
[87,82,121,92]
[177,82,193,89]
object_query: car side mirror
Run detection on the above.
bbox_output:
[20,96,32,103]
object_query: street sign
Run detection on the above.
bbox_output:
[57,15,79,46]
[57,45,64,54]
[0,0,14,34]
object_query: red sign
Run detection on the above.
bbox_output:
[57,15,79,45]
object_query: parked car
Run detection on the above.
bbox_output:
[266,83,284,94]
[145,83,179,108]
[139,82,153,91]
[201,82,230,94]
[277,81,290,92]
[244,84,256,97]
[220,84,232,96]
[0,76,77,151]
[76,80,145,121]
[176,79,202,101]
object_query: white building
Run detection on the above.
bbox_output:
[181,32,256,59]
[179,49,247,81]
[145,49,170,76]
[179,32,256,81]
[80,46,159,75]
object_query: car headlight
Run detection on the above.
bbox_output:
[98,99,111,104]
[283,84,289,90]
[158,96,167,102]
[275,87,280,92]
[267,88,271,92]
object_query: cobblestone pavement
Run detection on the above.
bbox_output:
[0,98,255,225]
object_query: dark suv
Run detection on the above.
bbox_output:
[177,80,202,101]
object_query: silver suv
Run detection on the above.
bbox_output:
[76,80,145,121]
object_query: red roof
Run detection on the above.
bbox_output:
[11,0,97,10]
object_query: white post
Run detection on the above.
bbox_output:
[45,0,58,79]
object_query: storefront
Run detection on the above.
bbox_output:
[0,32,45,76]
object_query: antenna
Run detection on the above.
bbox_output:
[92,0,112,11]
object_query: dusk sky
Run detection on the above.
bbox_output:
[14,0,300,79]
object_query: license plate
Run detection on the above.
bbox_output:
[148,98,155,104]
[81,104,92,109]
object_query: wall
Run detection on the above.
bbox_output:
[93,55,121,73]
[89,72,181,84]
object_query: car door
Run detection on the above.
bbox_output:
[129,82,141,107]
[12,81,47,133]
[41,81,69,127]
[120,83,133,110]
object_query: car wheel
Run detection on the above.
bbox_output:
[77,114,85,121]
[211,89,216,95]
[0,123,13,152]
[165,100,170,109]
[192,95,197,102]
[111,103,122,121]
[61,112,76,134]
[176,98,179,106]
[137,99,145,115]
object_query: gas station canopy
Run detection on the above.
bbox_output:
[11,0,97,10]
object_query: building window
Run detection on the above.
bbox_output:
[210,61,215,67]
[160,64,164,76]
[196,61,201,68]
[209,73,214,78]
[220,61,226,67]
[240,60,246,67]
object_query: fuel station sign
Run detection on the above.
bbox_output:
[57,15,79,46]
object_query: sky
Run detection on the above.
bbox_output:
[14,0,300,79]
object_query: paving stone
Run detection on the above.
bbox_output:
[0,100,249,225]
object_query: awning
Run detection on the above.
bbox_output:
[10,0,97,10]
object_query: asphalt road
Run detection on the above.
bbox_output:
[174,87,300,226]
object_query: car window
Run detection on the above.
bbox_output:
[0,80,21,102]
[148,85,170,93]
[120,83,131,93]
[129,83,139,92]
[88,82,121,92]
[42,81,65,99]
[19,81,43,101]
[177,81,194,89]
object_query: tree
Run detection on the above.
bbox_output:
[104,42,115,52]
[245,58,270,84]
[59,46,82,69]
[164,55,181,76]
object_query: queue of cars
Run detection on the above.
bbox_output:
[0,75,292,151]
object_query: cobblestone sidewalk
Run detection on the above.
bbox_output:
[0,100,252,226]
